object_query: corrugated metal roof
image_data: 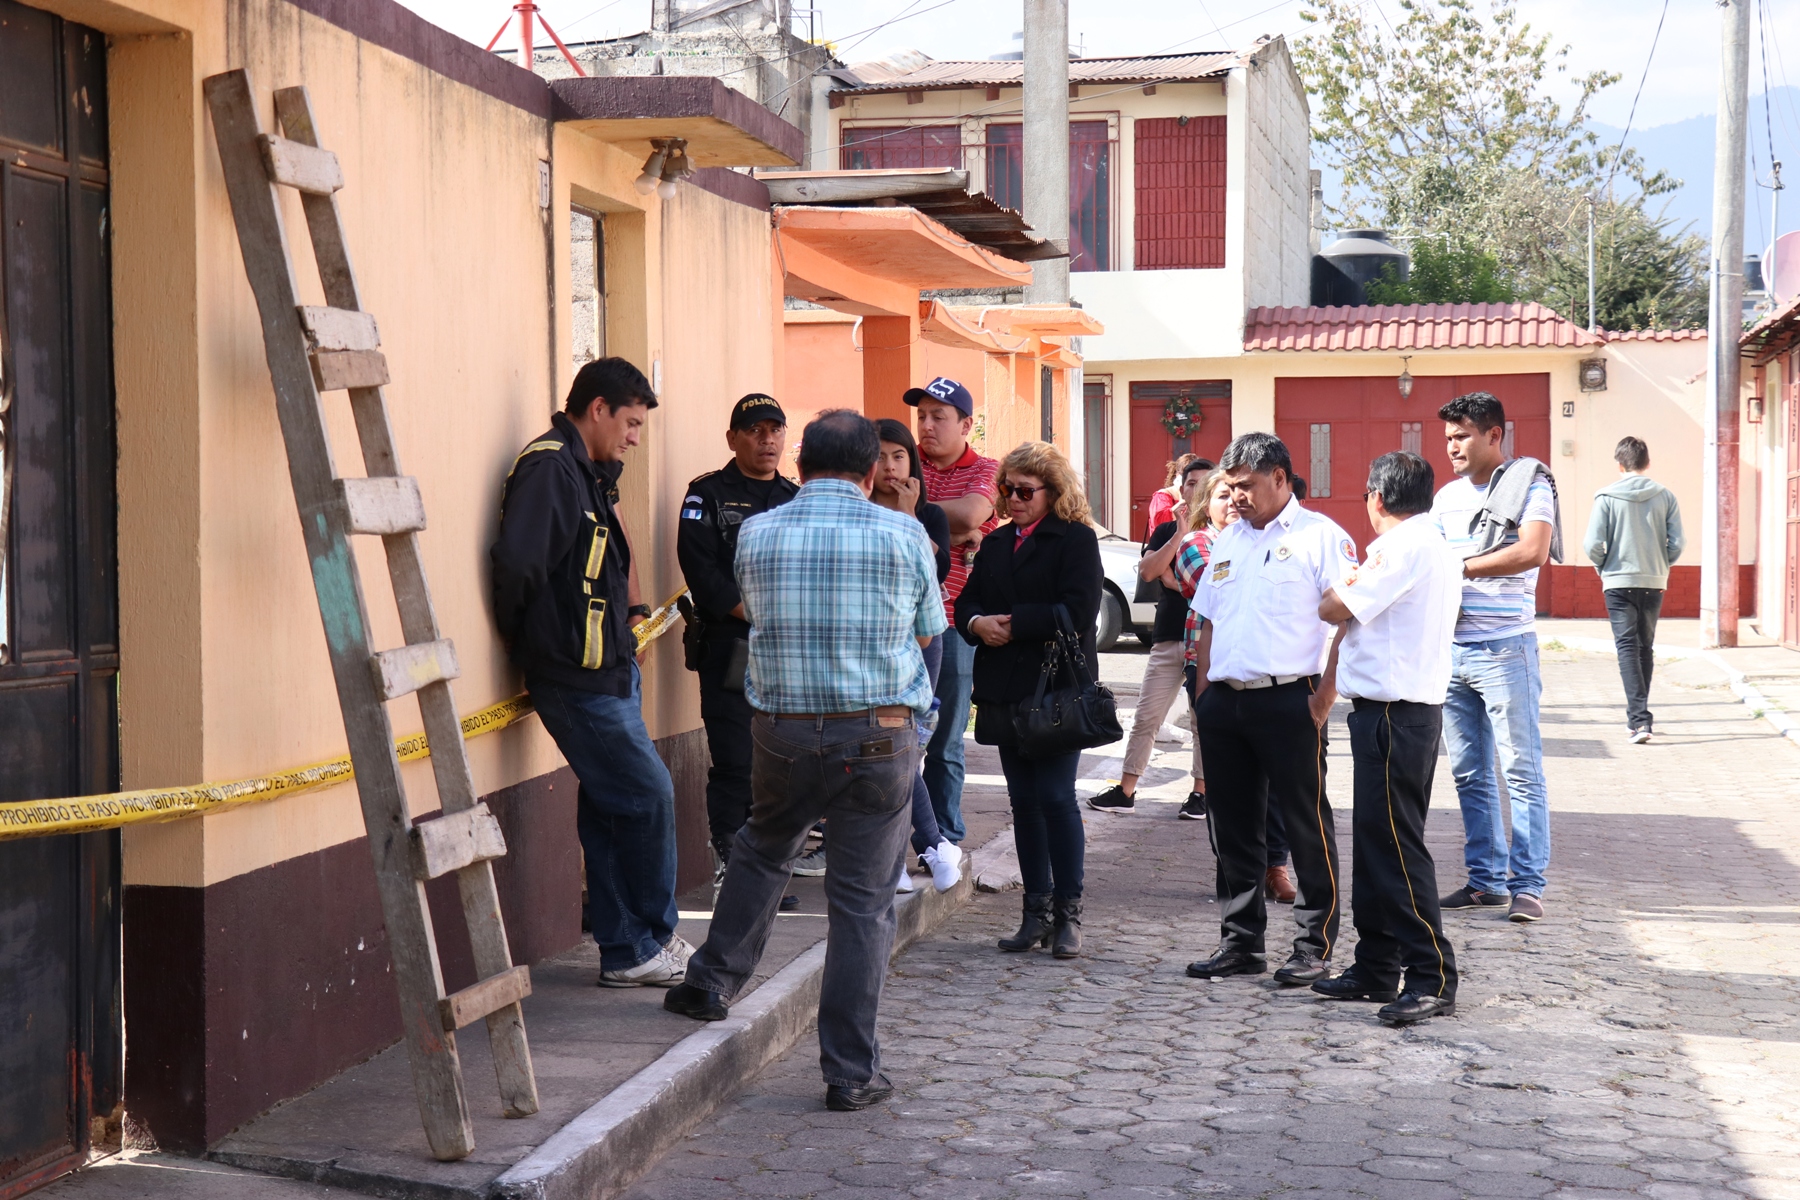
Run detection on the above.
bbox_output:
[1741,292,1800,364]
[1244,304,1605,352]
[833,51,1242,95]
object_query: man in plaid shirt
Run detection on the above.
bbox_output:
[665,410,944,1113]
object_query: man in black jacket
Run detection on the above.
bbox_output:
[491,358,691,988]
[677,394,799,869]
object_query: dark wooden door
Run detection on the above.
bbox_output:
[0,2,122,1192]
[1274,373,1552,555]
[1127,380,1231,540]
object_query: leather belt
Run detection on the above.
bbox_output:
[1223,674,1307,691]
[771,705,912,726]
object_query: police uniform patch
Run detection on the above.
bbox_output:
[1274,545,1292,561]
[1340,538,1358,562]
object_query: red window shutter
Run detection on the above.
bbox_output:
[840,125,962,171]
[1133,116,1225,269]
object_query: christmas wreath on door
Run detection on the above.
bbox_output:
[1160,393,1203,439]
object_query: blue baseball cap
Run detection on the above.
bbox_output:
[903,376,974,417]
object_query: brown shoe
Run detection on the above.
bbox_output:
[1264,865,1296,904]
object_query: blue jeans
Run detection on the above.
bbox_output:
[996,744,1085,900]
[688,713,917,1087]
[923,630,973,844]
[1442,633,1551,898]
[527,665,679,971]
[910,636,944,855]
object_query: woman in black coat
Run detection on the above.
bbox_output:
[954,441,1103,958]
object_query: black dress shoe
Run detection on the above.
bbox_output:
[1185,948,1267,978]
[1377,992,1456,1026]
[1311,973,1401,1002]
[1272,951,1329,986]
[825,1074,894,1111]
[663,982,729,1022]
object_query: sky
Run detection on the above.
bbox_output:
[398,0,1800,130]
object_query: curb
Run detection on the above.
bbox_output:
[1552,635,1800,749]
[489,837,993,1200]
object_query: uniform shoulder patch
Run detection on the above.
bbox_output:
[1340,538,1358,562]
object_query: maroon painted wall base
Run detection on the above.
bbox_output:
[121,726,709,1153]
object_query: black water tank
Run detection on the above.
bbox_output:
[1310,229,1410,306]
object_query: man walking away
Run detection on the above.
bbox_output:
[1584,436,1684,745]
[491,358,690,987]
[1185,432,1355,987]
[909,377,998,847]
[665,411,945,1113]
[1316,452,1461,1027]
[1431,391,1560,924]
[677,394,799,870]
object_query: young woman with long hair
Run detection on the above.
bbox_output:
[872,418,962,893]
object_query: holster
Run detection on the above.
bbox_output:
[677,594,704,672]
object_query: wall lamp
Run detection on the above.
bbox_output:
[1397,355,1413,400]
[634,138,693,200]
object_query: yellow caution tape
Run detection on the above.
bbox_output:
[0,590,689,842]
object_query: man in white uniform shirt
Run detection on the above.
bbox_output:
[1316,452,1461,1026]
[1187,433,1357,986]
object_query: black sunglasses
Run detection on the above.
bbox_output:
[1000,483,1043,502]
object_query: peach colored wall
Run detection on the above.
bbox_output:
[47,0,772,887]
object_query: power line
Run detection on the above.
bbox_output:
[1597,0,1668,201]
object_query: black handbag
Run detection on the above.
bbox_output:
[1012,606,1123,757]
[1132,527,1163,603]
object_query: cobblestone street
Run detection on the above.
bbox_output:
[625,642,1800,1200]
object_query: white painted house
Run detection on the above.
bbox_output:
[820,37,1315,533]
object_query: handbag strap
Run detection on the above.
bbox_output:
[1051,605,1099,691]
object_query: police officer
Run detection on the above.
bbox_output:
[1314,452,1461,1026]
[1186,432,1357,986]
[677,394,799,869]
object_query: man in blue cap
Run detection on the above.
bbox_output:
[906,377,997,847]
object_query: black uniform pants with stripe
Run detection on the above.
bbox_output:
[1347,698,1458,998]
[1193,677,1340,960]
[698,632,754,854]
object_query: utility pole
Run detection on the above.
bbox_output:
[1023,0,1070,305]
[1586,194,1597,332]
[1703,0,1750,648]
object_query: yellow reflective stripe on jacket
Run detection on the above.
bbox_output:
[586,525,609,581]
[582,597,607,669]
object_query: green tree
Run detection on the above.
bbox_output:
[1364,237,1516,305]
[1294,0,1706,330]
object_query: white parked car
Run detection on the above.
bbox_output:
[1095,530,1159,651]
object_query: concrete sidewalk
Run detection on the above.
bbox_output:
[1539,616,1800,746]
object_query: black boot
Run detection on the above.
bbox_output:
[1051,895,1083,959]
[998,892,1054,952]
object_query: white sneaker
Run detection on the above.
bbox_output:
[922,839,963,893]
[896,863,915,893]
[1629,728,1652,744]
[664,934,696,968]
[598,946,685,988]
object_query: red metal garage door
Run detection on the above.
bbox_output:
[1128,380,1232,540]
[1273,373,1552,557]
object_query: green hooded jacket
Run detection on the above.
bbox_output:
[1583,473,1685,590]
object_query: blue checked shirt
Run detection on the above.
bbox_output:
[735,479,947,714]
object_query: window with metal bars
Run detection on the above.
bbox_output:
[1401,421,1422,455]
[1309,424,1332,498]
[984,122,1112,271]
[840,124,962,170]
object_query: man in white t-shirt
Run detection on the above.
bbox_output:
[1317,452,1461,1026]
[1429,392,1559,924]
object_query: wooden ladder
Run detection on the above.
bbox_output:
[202,69,538,1160]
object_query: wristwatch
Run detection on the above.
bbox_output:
[627,603,652,620]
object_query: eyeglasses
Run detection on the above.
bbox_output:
[1000,483,1042,502]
